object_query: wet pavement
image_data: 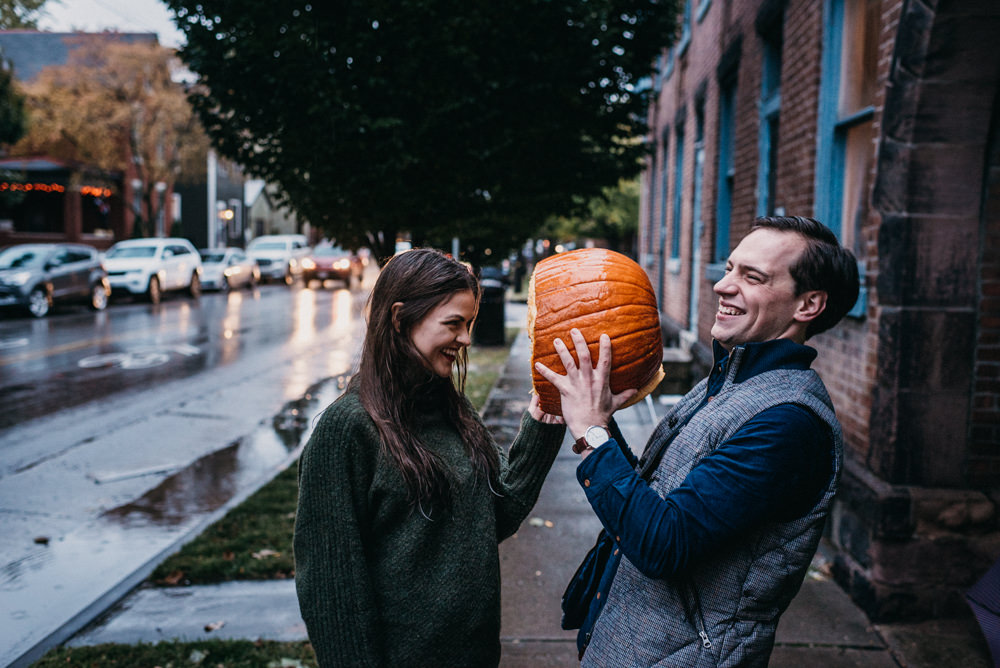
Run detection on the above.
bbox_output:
[0,296,364,668]
[3,300,994,668]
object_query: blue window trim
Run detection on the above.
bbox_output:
[757,38,781,217]
[671,125,685,260]
[714,81,735,267]
[815,0,867,319]
[697,0,712,23]
[658,129,671,301]
[678,0,692,56]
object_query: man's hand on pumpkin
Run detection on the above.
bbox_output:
[533,328,637,440]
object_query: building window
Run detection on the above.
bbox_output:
[658,128,671,295]
[711,78,737,279]
[816,0,877,315]
[690,105,706,329]
[671,124,685,263]
[757,34,782,217]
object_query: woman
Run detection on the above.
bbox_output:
[294,248,565,667]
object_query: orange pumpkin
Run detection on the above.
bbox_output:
[527,248,664,416]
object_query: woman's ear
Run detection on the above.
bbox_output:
[391,301,404,333]
[794,290,828,324]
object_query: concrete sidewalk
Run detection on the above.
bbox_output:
[59,303,992,667]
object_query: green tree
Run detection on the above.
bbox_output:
[165,0,678,260]
[540,177,640,256]
[0,0,48,29]
[0,58,26,147]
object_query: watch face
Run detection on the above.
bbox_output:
[585,426,610,448]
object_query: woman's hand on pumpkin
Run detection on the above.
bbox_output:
[534,328,637,440]
[528,393,565,424]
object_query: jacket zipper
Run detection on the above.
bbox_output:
[688,581,713,650]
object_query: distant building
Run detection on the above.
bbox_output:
[247,180,306,239]
[641,0,999,621]
[0,31,178,250]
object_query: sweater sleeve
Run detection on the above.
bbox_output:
[493,410,566,541]
[294,402,384,668]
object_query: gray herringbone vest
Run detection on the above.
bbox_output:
[583,347,843,667]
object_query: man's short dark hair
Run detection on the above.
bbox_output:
[751,216,860,338]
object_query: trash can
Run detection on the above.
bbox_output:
[474,277,506,345]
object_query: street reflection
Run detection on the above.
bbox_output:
[290,288,318,347]
[220,291,244,365]
[100,375,344,529]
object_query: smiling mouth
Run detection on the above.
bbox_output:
[718,304,744,316]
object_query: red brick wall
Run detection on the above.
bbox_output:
[641,0,909,458]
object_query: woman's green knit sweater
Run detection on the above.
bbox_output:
[294,386,565,667]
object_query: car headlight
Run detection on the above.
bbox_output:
[301,258,316,270]
[7,271,32,285]
[333,259,350,270]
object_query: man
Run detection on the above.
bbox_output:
[536,216,860,667]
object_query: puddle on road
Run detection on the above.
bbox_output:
[100,375,348,529]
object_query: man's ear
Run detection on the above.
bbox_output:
[794,290,827,323]
[391,302,404,333]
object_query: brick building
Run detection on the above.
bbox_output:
[640,0,1000,620]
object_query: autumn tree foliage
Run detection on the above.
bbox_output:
[11,38,209,237]
[0,0,47,29]
[165,0,679,260]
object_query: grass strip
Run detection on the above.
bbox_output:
[32,639,318,667]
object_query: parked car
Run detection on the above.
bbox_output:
[198,248,260,292]
[103,238,202,304]
[302,245,363,288]
[246,234,311,285]
[0,243,111,318]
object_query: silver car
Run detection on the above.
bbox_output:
[0,243,111,318]
[199,248,260,291]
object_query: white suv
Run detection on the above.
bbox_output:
[103,238,202,304]
[247,234,311,285]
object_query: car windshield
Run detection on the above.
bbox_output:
[200,251,227,263]
[312,246,348,257]
[249,241,287,251]
[106,245,157,259]
[0,246,50,269]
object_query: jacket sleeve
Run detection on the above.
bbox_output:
[577,404,830,579]
[493,410,566,541]
[294,406,384,667]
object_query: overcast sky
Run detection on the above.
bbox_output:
[37,0,184,48]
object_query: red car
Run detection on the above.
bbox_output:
[301,245,363,288]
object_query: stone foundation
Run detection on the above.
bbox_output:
[830,457,1000,621]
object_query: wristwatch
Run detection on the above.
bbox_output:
[573,425,611,455]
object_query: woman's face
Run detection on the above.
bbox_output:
[404,289,477,378]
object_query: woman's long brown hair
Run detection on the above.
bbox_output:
[350,248,499,512]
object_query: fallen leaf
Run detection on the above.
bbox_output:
[528,517,545,527]
[33,536,49,545]
[252,549,281,560]
[161,570,185,586]
[544,520,554,528]
[204,620,225,632]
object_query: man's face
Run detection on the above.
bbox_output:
[710,228,809,351]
